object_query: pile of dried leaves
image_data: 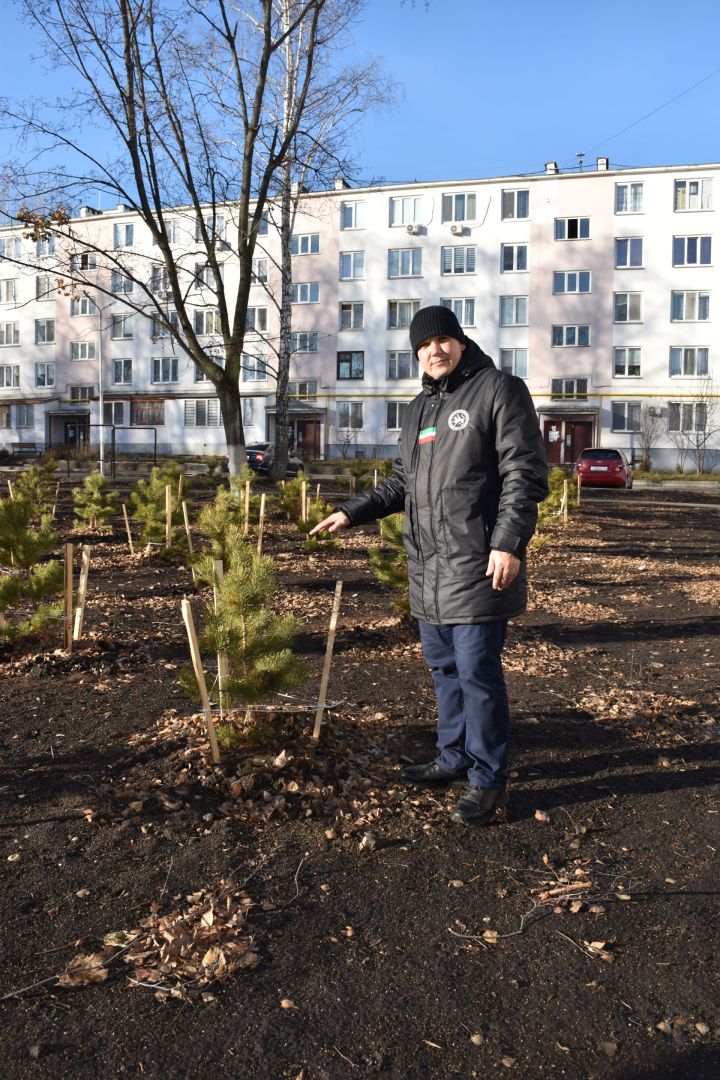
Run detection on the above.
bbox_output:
[577,687,717,738]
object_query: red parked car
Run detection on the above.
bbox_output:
[574,448,633,489]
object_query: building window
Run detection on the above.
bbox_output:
[291,281,319,304]
[112,359,132,384]
[388,248,422,278]
[35,275,56,301]
[71,386,94,402]
[614,292,642,322]
[340,201,365,230]
[111,271,133,294]
[613,347,642,377]
[550,377,588,399]
[441,245,476,275]
[339,251,364,279]
[111,314,133,339]
[553,270,591,294]
[288,380,318,400]
[674,179,712,211]
[36,236,56,257]
[0,322,20,346]
[668,402,706,432]
[184,399,221,427]
[673,235,712,266]
[150,265,170,293]
[70,252,97,271]
[0,365,20,387]
[113,222,134,249]
[501,244,527,272]
[501,189,529,220]
[389,196,424,226]
[290,331,319,353]
[615,183,643,214]
[671,291,710,321]
[0,237,22,260]
[193,309,221,336]
[0,404,9,428]
[151,311,179,337]
[442,192,476,223]
[669,347,708,377]
[499,349,528,378]
[242,353,268,382]
[0,279,17,304]
[552,324,590,347]
[35,362,55,388]
[387,350,418,380]
[151,357,179,384]
[388,299,420,329]
[339,302,363,330]
[337,351,364,379]
[611,401,641,432]
[16,404,34,427]
[615,237,643,268]
[71,296,96,316]
[246,307,267,333]
[131,399,165,426]
[103,401,125,425]
[554,217,590,240]
[35,319,55,344]
[291,233,320,255]
[499,296,528,326]
[440,297,475,326]
[386,401,409,430]
[251,258,268,283]
[195,213,226,242]
[337,401,363,429]
[194,263,224,289]
[242,398,255,427]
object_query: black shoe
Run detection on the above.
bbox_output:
[399,760,465,786]
[450,786,508,826]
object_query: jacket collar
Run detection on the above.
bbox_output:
[421,337,494,396]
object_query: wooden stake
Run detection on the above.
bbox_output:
[562,478,569,524]
[373,468,378,487]
[301,480,308,523]
[165,484,172,547]
[7,479,14,500]
[243,481,250,536]
[177,473,184,504]
[576,473,582,506]
[350,475,356,495]
[313,580,344,741]
[63,544,73,653]
[122,503,134,555]
[213,560,229,719]
[181,598,220,763]
[257,493,266,555]
[316,483,321,500]
[182,500,196,585]
[52,482,61,519]
[72,546,91,641]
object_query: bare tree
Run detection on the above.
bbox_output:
[636,404,663,472]
[667,378,720,474]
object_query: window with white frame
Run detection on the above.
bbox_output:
[337,351,364,379]
[669,346,708,376]
[668,401,706,432]
[673,235,712,266]
[193,351,224,383]
[255,214,268,237]
[389,196,424,226]
[246,307,267,332]
[0,364,19,386]
[150,265,170,293]
[674,179,712,211]
[151,356,179,383]
[442,192,476,223]
[550,377,588,398]
[35,319,55,344]
[71,340,97,361]
[251,258,268,283]
[291,233,320,255]
[195,213,226,242]
[339,302,363,330]
[112,359,132,384]
[614,292,642,322]
[111,314,133,339]
[0,279,16,303]
[194,308,222,335]
[340,201,365,230]
[288,380,318,400]
[441,245,476,275]
[388,299,420,329]
[501,244,527,272]
[35,362,55,388]
[440,297,475,326]
[194,263,223,289]
[290,331,319,352]
[611,401,641,432]
[555,217,590,240]
[184,398,221,427]
[0,322,19,346]
[242,398,255,427]
[70,252,97,271]
[499,349,528,378]
[615,183,643,214]
[151,311,179,337]
[552,324,590,347]
[501,189,529,220]
[671,291,710,321]
[387,350,418,380]
[386,401,409,430]
[36,236,55,257]
[291,281,319,304]
[113,223,134,249]
[0,237,22,260]
[242,353,268,382]
[388,248,422,278]
[615,237,643,267]
[111,271,133,294]
[553,270,591,294]
[17,404,34,427]
[499,296,528,326]
[339,251,364,279]
[337,401,363,429]
[71,296,96,316]
[72,386,94,402]
[36,275,56,301]
[103,401,125,425]
[613,347,642,377]
[0,404,10,427]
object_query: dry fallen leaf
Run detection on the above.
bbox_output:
[423,1040,442,1050]
[599,1041,618,1058]
[469,1033,483,1046]
[483,929,499,943]
[57,953,109,989]
[448,880,464,889]
[76,888,90,899]
[535,810,550,823]
[7,853,21,862]
[280,998,295,1009]
[501,1056,517,1067]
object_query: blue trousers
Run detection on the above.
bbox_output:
[418,620,510,790]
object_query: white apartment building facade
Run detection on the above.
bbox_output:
[0,157,718,469]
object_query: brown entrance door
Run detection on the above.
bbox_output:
[296,419,320,460]
[566,421,593,463]
[543,420,562,465]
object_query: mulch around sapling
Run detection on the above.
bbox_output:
[1,479,719,1079]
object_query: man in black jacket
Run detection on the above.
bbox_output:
[311,306,548,825]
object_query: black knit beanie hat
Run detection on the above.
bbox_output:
[409,305,467,355]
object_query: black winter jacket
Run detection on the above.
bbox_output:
[339,339,548,624]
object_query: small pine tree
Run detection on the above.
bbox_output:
[13,460,58,518]
[368,512,411,619]
[129,465,189,545]
[73,471,119,532]
[196,487,246,565]
[0,494,63,640]
[298,495,339,551]
[536,467,576,532]
[276,475,304,521]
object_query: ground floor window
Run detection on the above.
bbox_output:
[611,401,641,432]
[104,402,126,425]
[184,399,220,427]
[337,401,363,429]
[386,401,409,430]
[0,404,10,428]
[16,404,34,428]
[668,402,706,432]
[131,400,165,426]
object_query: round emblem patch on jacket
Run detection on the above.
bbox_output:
[448,410,469,431]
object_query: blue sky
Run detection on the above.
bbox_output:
[2,0,720,189]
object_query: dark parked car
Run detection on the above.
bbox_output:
[574,447,633,489]
[245,443,304,477]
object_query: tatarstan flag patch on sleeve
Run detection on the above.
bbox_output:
[418,426,437,446]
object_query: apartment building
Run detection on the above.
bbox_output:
[0,158,718,468]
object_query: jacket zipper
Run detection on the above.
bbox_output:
[427,390,445,620]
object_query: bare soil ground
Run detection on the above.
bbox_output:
[0,480,719,1079]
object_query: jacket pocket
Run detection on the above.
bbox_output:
[440,485,489,563]
[403,493,421,558]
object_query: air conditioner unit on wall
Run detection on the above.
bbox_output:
[647,406,663,417]
[406,224,421,235]
[450,223,465,235]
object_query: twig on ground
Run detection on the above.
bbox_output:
[333,1046,358,1068]
[159,856,174,900]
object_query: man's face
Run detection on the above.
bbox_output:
[416,335,466,380]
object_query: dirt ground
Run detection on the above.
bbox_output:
[1,478,719,1080]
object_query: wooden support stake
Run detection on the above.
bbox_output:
[576,473,582,506]
[7,479,14,500]
[373,469,378,487]
[165,484,172,548]
[316,483,321,500]
[350,475,356,495]
[72,546,91,642]
[243,481,250,536]
[562,479,569,524]
[212,560,229,719]
[313,580,344,741]
[182,500,196,585]
[177,473,184,504]
[181,598,220,763]
[52,482,61,519]
[301,481,308,523]
[122,503,134,555]
[63,544,73,653]
[257,493,266,555]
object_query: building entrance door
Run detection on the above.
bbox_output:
[543,418,593,465]
[543,420,563,465]
[295,418,321,460]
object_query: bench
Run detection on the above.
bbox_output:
[11,442,43,461]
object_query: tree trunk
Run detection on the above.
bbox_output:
[272,166,293,481]
[217,374,246,476]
